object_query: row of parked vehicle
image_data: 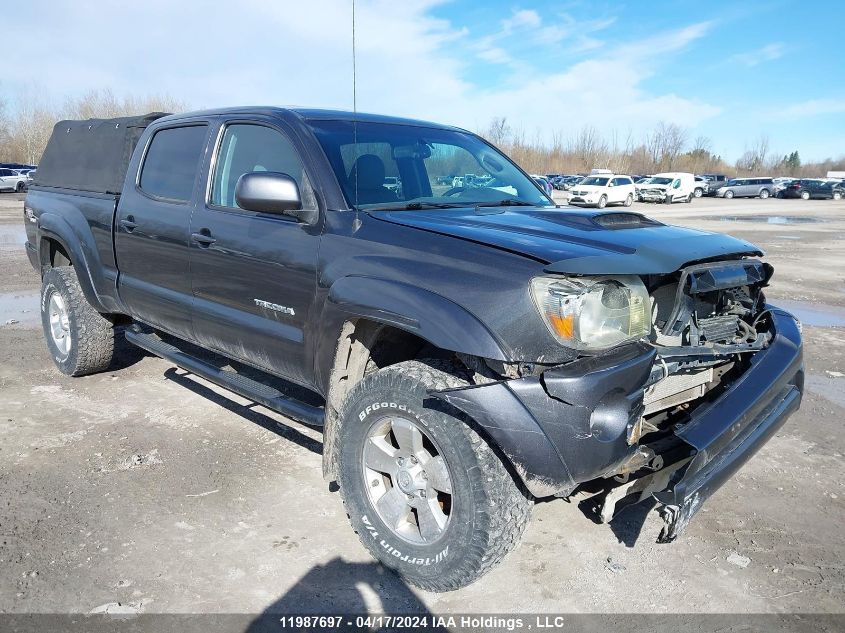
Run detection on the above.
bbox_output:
[0,163,37,193]
[542,170,845,208]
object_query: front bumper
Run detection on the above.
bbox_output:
[653,307,803,540]
[639,189,669,202]
[433,308,803,531]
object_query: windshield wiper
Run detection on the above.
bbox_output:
[367,201,468,211]
[473,199,537,208]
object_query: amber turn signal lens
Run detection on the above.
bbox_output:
[547,313,574,339]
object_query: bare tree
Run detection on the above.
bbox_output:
[483,116,511,148]
[736,135,771,173]
[568,125,608,172]
[645,121,687,171]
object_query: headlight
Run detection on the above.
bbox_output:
[530,275,650,350]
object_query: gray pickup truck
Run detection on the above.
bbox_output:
[24,108,803,591]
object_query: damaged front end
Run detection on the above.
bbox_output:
[432,258,804,541]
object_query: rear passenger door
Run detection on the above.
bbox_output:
[115,123,210,340]
[188,120,322,387]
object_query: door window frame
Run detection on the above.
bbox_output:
[204,119,320,220]
[135,121,211,205]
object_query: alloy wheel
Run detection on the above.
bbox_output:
[362,415,453,545]
[48,291,72,358]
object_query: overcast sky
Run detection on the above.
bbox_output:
[5,0,844,162]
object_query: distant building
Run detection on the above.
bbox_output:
[827,171,845,178]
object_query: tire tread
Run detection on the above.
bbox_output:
[338,358,532,592]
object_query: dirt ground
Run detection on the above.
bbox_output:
[0,192,843,616]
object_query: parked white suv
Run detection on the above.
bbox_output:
[568,174,636,208]
[638,172,695,204]
[0,168,28,192]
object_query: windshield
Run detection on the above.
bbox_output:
[308,120,550,210]
[579,177,609,186]
[648,177,673,185]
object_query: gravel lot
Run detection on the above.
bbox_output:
[0,191,843,615]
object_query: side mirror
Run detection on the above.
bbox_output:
[235,172,315,222]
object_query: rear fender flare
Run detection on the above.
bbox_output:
[37,213,107,312]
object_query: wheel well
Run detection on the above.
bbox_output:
[41,238,72,270]
[325,320,432,424]
[322,319,464,481]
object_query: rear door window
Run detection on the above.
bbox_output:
[139,125,208,202]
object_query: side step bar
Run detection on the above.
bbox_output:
[125,328,325,427]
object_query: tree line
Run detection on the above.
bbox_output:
[0,86,841,178]
[479,117,843,178]
[0,87,187,164]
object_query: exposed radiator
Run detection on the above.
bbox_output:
[643,368,714,415]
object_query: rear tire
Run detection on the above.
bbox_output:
[41,267,117,376]
[834,191,842,200]
[337,359,532,592]
[800,190,810,200]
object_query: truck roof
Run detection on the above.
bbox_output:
[159,106,466,132]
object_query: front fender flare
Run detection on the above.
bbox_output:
[327,276,509,361]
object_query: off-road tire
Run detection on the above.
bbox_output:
[337,359,533,592]
[41,266,116,376]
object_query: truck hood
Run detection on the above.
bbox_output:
[370,207,763,275]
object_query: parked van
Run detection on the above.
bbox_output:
[716,178,775,199]
[637,172,695,204]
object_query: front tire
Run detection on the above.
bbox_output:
[759,188,770,199]
[724,190,735,199]
[624,193,633,207]
[800,190,810,200]
[337,359,532,592]
[41,267,117,376]
[597,195,607,209]
[694,187,703,198]
[834,191,842,200]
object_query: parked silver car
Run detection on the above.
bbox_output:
[716,177,775,199]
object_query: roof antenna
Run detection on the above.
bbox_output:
[352,0,362,231]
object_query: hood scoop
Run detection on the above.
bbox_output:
[592,212,660,229]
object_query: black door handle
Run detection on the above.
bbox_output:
[191,230,216,247]
[119,216,137,232]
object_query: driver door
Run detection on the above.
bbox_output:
[188,120,322,387]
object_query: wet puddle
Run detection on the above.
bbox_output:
[714,215,825,225]
[772,300,845,327]
[0,290,40,327]
[0,225,26,246]
[805,375,845,409]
